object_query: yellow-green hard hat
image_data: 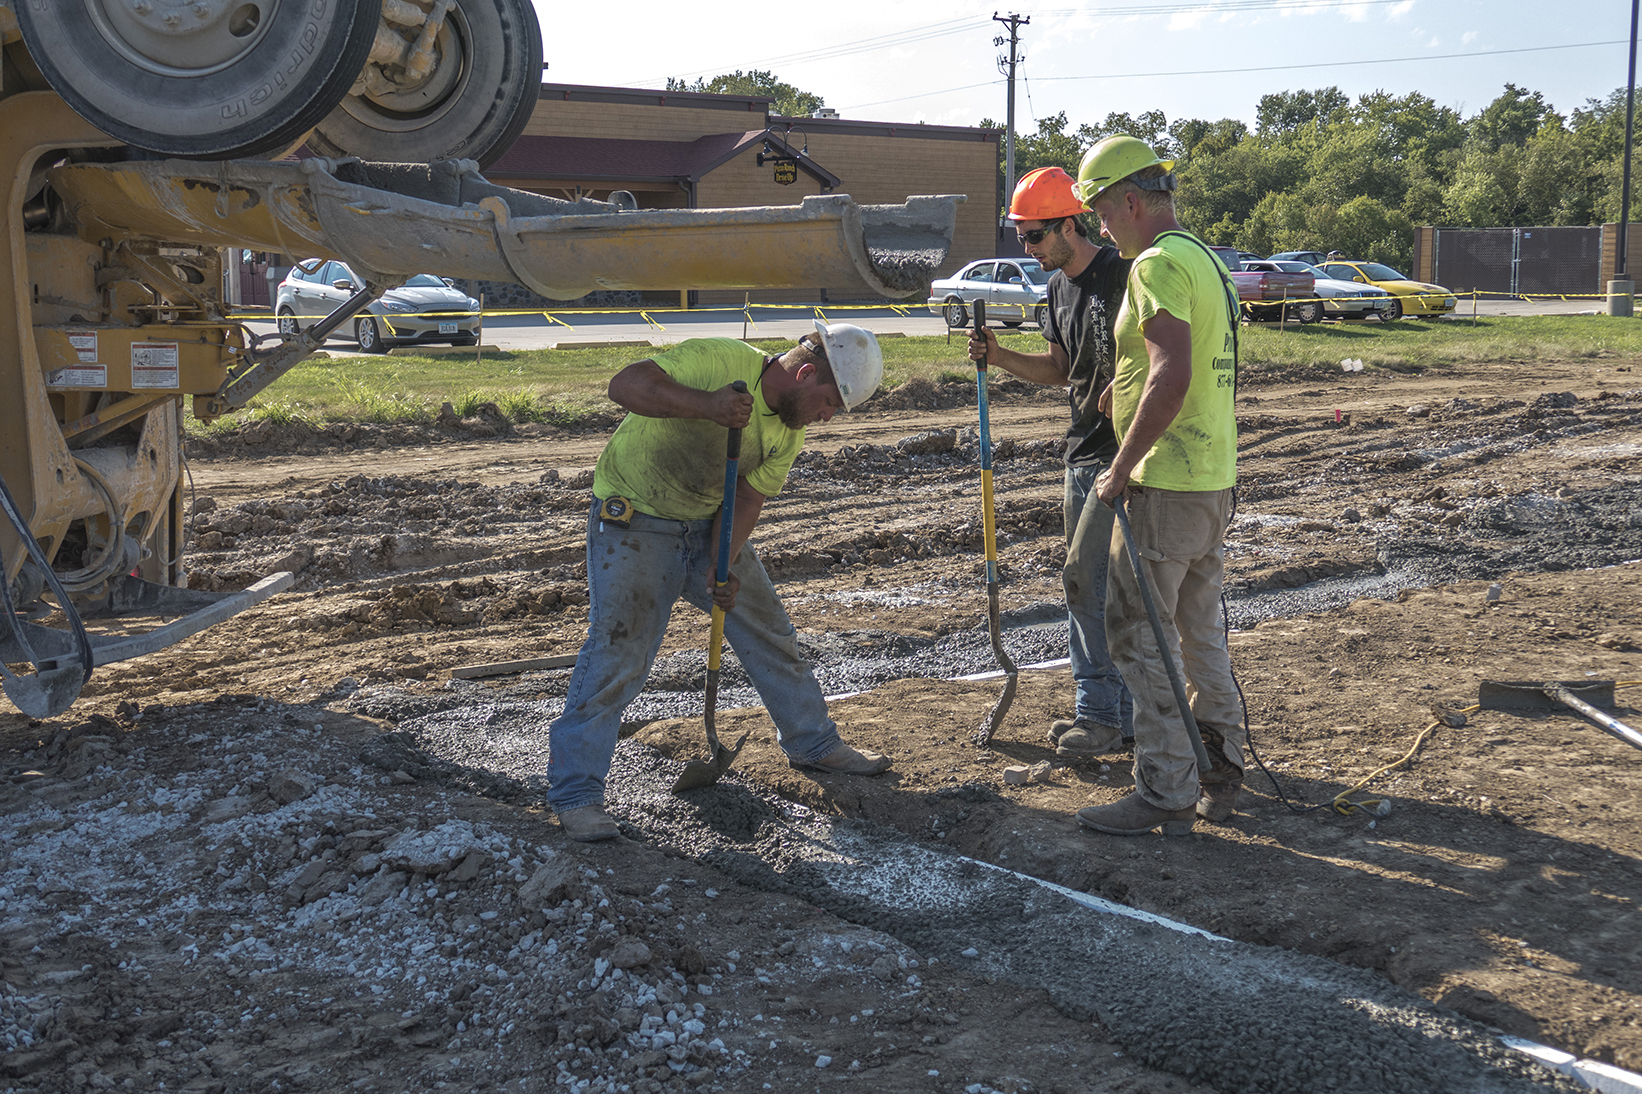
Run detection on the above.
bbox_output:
[1074,135,1175,207]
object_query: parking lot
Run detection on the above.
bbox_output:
[237,294,1602,356]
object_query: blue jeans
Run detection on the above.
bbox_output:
[1064,464,1134,734]
[547,501,842,812]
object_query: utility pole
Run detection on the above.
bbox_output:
[993,12,1029,218]
[1614,0,1638,316]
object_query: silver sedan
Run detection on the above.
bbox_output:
[927,258,1051,329]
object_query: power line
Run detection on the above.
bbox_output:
[619,17,991,88]
[1033,0,1417,16]
[1030,39,1625,82]
[837,38,1622,110]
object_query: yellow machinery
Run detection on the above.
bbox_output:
[0,1,960,716]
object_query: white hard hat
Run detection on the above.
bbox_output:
[812,320,883,411]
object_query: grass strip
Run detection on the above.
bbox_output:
[197,314,1642,435]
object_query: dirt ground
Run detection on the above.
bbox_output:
[3,352,1640,1093]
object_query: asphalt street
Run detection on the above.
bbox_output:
[239,295,1603,357]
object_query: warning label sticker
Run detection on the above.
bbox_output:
[131,342,180,389]
[45,364,109,388]
[66,329,98,363]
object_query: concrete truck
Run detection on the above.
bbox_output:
[0,0,961,716]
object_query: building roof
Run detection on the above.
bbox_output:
[487,130,840,189]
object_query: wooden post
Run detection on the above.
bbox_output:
[476,291,484,365]
[742,292,749,341]
[1279,286,1288,333]
[1472,290,1478,327]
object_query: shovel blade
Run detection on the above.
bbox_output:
[670,731,752,793]
[1478,680,1616,711]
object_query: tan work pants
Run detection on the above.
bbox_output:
[1105,485,1245,811]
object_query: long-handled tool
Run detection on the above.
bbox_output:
[972,299,1019,746]
[1111,496,1214,774]
[674,381,754,792]
[1479,679,1642,753]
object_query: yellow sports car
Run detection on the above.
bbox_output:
[1317,261,1457,320]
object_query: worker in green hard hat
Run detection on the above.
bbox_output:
[1072,135,1247,837]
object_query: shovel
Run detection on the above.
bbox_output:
[970,299,1019,746]
[1478,679,1642,753]
[673,381,753,792]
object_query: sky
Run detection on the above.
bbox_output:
[532,0,1632,136]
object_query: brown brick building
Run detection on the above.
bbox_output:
[483,82,999,306]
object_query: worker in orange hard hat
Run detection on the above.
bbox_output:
[969,164,1135,759]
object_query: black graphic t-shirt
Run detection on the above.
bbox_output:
[1042,245,1132,467]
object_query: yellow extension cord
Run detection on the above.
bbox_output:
[1329,680,1642,817]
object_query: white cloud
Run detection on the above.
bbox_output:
[1462,30,1478,45]
[1169,9,1210,31]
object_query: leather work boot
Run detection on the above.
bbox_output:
[558,805,620,842]
[790,743,893,776]
[1076,792,1196,836]
[1048,719,1126,758]
[1195,722,1244,823]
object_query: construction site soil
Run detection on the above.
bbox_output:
[3,355,1640,1094]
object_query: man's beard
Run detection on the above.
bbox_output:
[1038,232,1075,271]
[773,389,808,429]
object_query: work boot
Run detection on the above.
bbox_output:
[1076,792,1196,836]
[1048,718,1125,758]
[1197,781,1242,823]
[1195,723,1244,823]
[790,743,892,776]
[558,805,620,842]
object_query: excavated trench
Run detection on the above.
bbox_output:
[329,472,1642,1094]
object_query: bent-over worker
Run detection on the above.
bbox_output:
[1075,135,1246,836]
[547,326,894,842]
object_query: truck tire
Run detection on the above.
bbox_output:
[17,1,379,159]
[305,0,542,169]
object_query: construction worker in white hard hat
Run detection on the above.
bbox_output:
[968,166,1135,760]
[1073,134,1247,838]
[547,326,890,842]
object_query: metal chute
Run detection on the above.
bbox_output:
[51,157,963,301]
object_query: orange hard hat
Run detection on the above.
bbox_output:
[1007,166,1085,222]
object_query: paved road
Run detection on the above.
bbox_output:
[239,295,1604,357]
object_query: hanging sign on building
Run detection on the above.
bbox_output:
[772,158,798,185]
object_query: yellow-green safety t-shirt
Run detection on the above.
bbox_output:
[593,339,803,520]
[1110,232,1238,491]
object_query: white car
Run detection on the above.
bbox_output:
[1247,260,1395,321]
[927,258,1050,329]
[276,260,481,353]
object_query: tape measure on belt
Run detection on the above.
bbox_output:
[596,495,633,528]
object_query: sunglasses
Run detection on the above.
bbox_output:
[1016,219,1063,245]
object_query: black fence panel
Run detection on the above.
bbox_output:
[1516,227,1601,294]
[1432,227,1599,296]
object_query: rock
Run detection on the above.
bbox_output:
[815,1056,833,1069]
[1405,404,1431,418]
[1002,766,1030,785]
[268,771,317,805]
[608,939,652,969]
[192,495,218,514]
[672,944,706,976]
[381,821,486,875]
[202,794,257,822]
[1596,633,1635,650]
[897,430,956,456]
[517,856,578,908]
[870,956,897,981]
[1341,507,1362,523]
[358,870,410,907]
[449,850,488,883]
[1028,761,1053,783]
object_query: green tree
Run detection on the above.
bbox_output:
[665,70,824,118]
[1256,86,1349,135]
[1469,84,1554,151]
